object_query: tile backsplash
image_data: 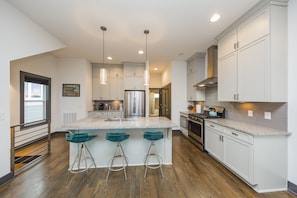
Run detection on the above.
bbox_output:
[201,87,287,131]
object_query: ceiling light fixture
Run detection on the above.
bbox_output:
[138,50,144,55]
[210,13,221,22]
[144,29,150,86]
[154,67,158,71]
[100,26,107,85]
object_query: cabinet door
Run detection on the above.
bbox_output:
[92,77,109,100]
[205,126,223,162]
[109,76,124,100]
[187,53,205,101]
[124,76,144,90]
[218,30,237,59]
[224,135,254,185]
[237,37,270,102]
[237,7,269,49]
[109,65,123,78]
[124,64,144,77]
[218,52,237,101]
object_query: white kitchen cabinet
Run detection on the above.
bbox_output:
[187,53,205,101]
[217,52,237,101]
[92,65,110,100]
[223,128,254,185]
[108,64,124,100]
[109,76,124,100]
[123,63,145,90]
[92,64,123,100]
[205,122,254,184]
[205,120,287,192]
[204,123,224,162]
[217,2,287,102]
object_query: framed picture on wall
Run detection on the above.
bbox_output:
[62,84,80,97]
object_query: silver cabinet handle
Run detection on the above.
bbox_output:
[232,132,239,136]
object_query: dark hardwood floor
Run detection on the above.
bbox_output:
[0,131,296,198]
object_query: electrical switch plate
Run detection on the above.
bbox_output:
[248,110,253,117]
[264,112,271,120]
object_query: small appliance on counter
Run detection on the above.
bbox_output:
[188,106,225,150]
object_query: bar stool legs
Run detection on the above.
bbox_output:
[66,133,97,183]
[69,143,97,174]
[143,132,164,178]
[106,133,129,181]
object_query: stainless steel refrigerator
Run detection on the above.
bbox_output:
[124,90,145,118]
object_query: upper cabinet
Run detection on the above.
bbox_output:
[123,62,145,90]
[187,53,206,101]
[217,1,288,102]
[92,64,124,100]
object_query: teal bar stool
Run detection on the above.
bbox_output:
[66,132,97,181]
[143,131,164,178]
[106,132,129,181]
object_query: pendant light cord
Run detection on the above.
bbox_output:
[144,30,149,61]
[101,26,107,67]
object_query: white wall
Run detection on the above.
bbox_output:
[170,61,188,129]
[0,0,64,179]
[288,0,297,186]
[149,73,162,88]
[162,64,172,86]
[56,58,92,128]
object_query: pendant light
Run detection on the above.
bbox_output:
[100,26,107,85]
[144,29,150,86]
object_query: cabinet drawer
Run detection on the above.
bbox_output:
[224,127,253,145]
[205,122,224,132]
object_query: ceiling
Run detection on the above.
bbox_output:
[7,0,260,73]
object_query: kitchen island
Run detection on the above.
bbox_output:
[63,117,177,168]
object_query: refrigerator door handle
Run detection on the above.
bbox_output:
[133,96,136,113]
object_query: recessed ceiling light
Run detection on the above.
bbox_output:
[210,13,220,22]
[107,56,112,60]
[138,50,144,55]
[154,67,158,71]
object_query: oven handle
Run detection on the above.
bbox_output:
[188,119,203,125]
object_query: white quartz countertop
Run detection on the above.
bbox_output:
[63,117,177,130]
[205,119,290,136]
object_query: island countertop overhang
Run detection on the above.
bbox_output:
[63,116,177,130]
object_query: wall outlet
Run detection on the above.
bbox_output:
[264,112,271,120]
[248,110,253,117]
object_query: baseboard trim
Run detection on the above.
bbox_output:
[288,181,297,195]
[0,172,13,186]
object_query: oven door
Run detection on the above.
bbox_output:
[188,119,204,149]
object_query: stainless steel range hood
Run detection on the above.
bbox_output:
[194,45,218,88]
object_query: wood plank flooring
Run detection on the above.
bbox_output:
[0,131,296,198]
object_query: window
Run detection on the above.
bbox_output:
[20,71,51,127]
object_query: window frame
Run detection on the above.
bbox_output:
[20,71,51,128]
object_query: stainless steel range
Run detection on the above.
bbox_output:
[188,106,225,150]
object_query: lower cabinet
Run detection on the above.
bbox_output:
[204,124,224,162]
[223,133,254,184]
[205,121,287,193]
